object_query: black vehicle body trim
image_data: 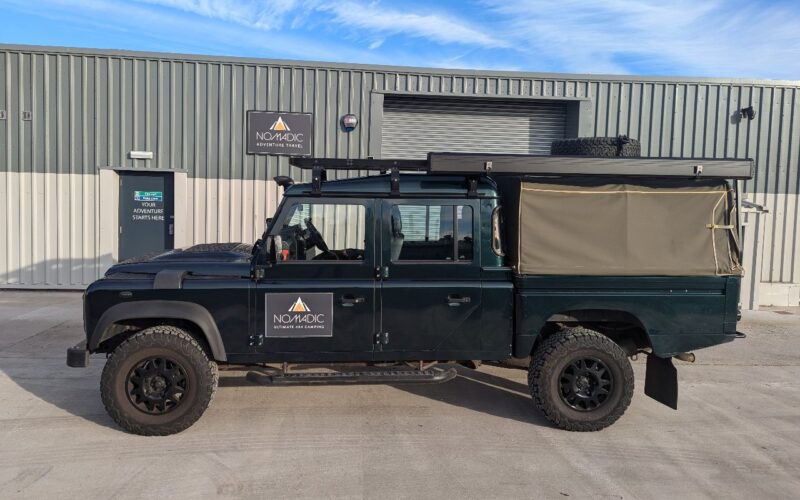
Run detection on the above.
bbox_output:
[89,300,227,362]
[644,354,678,409]
[153,269,188,289]
[67,341,90,368]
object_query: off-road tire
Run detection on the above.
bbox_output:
[529,327,634,431]
[101,326,218,436]
[551,136,641,157]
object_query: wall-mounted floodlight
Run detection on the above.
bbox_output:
[741,106,756,121]
[341,114,358,132]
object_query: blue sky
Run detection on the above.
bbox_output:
[1,0,799,80]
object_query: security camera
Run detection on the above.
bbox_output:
[741,106,756,121]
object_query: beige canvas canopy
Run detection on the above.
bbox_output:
[514,178,742,276]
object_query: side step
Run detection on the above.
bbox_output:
[246,367,458,386]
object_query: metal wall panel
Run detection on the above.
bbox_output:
[381,96,566,158]
[0,45,798,302]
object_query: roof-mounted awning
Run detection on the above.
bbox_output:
[291,153,753,179]
[289,152,754,195]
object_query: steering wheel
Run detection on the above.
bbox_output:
[303,217,329,253]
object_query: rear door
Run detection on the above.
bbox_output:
[377,199,484,359]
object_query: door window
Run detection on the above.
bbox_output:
[391,204,473,261]
[277,203,366,261]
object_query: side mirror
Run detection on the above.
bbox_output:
[265,235,283,265]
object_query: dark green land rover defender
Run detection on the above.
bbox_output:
[67,145,753,436]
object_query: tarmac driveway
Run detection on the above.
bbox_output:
[0,291,798,498]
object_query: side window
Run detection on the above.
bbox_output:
[276,203,366,261]
[457,206,474,261]
[391,204,473,262]
[491,206,505,256]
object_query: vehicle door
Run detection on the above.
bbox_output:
[253,198,377,360]
[376,199,484,359]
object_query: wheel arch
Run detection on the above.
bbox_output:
[526,309,652,357]
[88,301,227,362]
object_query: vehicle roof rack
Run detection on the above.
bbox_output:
[290,158,429,196]
[289,153,754,195]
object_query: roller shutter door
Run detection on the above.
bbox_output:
[381,96,567,159]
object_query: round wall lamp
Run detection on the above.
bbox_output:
[341,113,358,132]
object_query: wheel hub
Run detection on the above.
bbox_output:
[126,357,188,415]
[559,357,613,411]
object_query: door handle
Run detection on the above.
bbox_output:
[340,296,366,307]
[447,294,471,306]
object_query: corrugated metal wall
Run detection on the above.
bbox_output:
[1,45,799,300]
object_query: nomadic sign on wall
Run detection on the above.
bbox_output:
[247,111,314,156]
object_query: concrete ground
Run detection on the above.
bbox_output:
[0,291,798,499]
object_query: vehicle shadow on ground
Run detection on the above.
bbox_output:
[393,366,553,427]
[0,292,122,431]
[221,363,551,427]
[0,356,122,432]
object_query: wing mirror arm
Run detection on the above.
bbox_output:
[253,235,281,281]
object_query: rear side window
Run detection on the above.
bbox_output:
[391,204,473,261]
[491,206,505,257]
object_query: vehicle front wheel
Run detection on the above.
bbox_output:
[100,326,218,435]
[529,327,633,431]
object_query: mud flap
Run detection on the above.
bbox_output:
[644,354,678,409]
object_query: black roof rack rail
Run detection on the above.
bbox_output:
[426,153,753,180]
[289,153,753,195]
[290,157,428,171]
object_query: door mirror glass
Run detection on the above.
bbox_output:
[265,235,282,264]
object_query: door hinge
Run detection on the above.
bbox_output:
[375,331,389,345]
[248,335,264,347]
[375,266,389,279]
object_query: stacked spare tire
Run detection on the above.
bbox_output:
[551,135,641,157]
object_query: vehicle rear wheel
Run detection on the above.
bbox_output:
[100,325,218,435]
[529,326,633,431]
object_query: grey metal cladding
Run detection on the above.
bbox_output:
[1,44,799,284]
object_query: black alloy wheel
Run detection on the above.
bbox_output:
[101,325,218,435]
[126,356,188,415]
[558,357,613,411]
[529,326,634,431]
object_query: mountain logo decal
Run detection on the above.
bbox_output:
[289,297,310,313]
[270,116,290,132]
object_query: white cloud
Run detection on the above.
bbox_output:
[315,1,509,48]
[2,0,385,63]
[133,0,508,49]
[480,0,800,78]
[3,0,799,79]
[136,0,299,30]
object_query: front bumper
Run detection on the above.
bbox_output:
[67,341,90,368]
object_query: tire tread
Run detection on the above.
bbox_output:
[529,327,634,431]
[100,325,218,436]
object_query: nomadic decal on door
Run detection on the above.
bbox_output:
[265,293,334,337]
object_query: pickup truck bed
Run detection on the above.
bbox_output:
[514,275,740,358]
